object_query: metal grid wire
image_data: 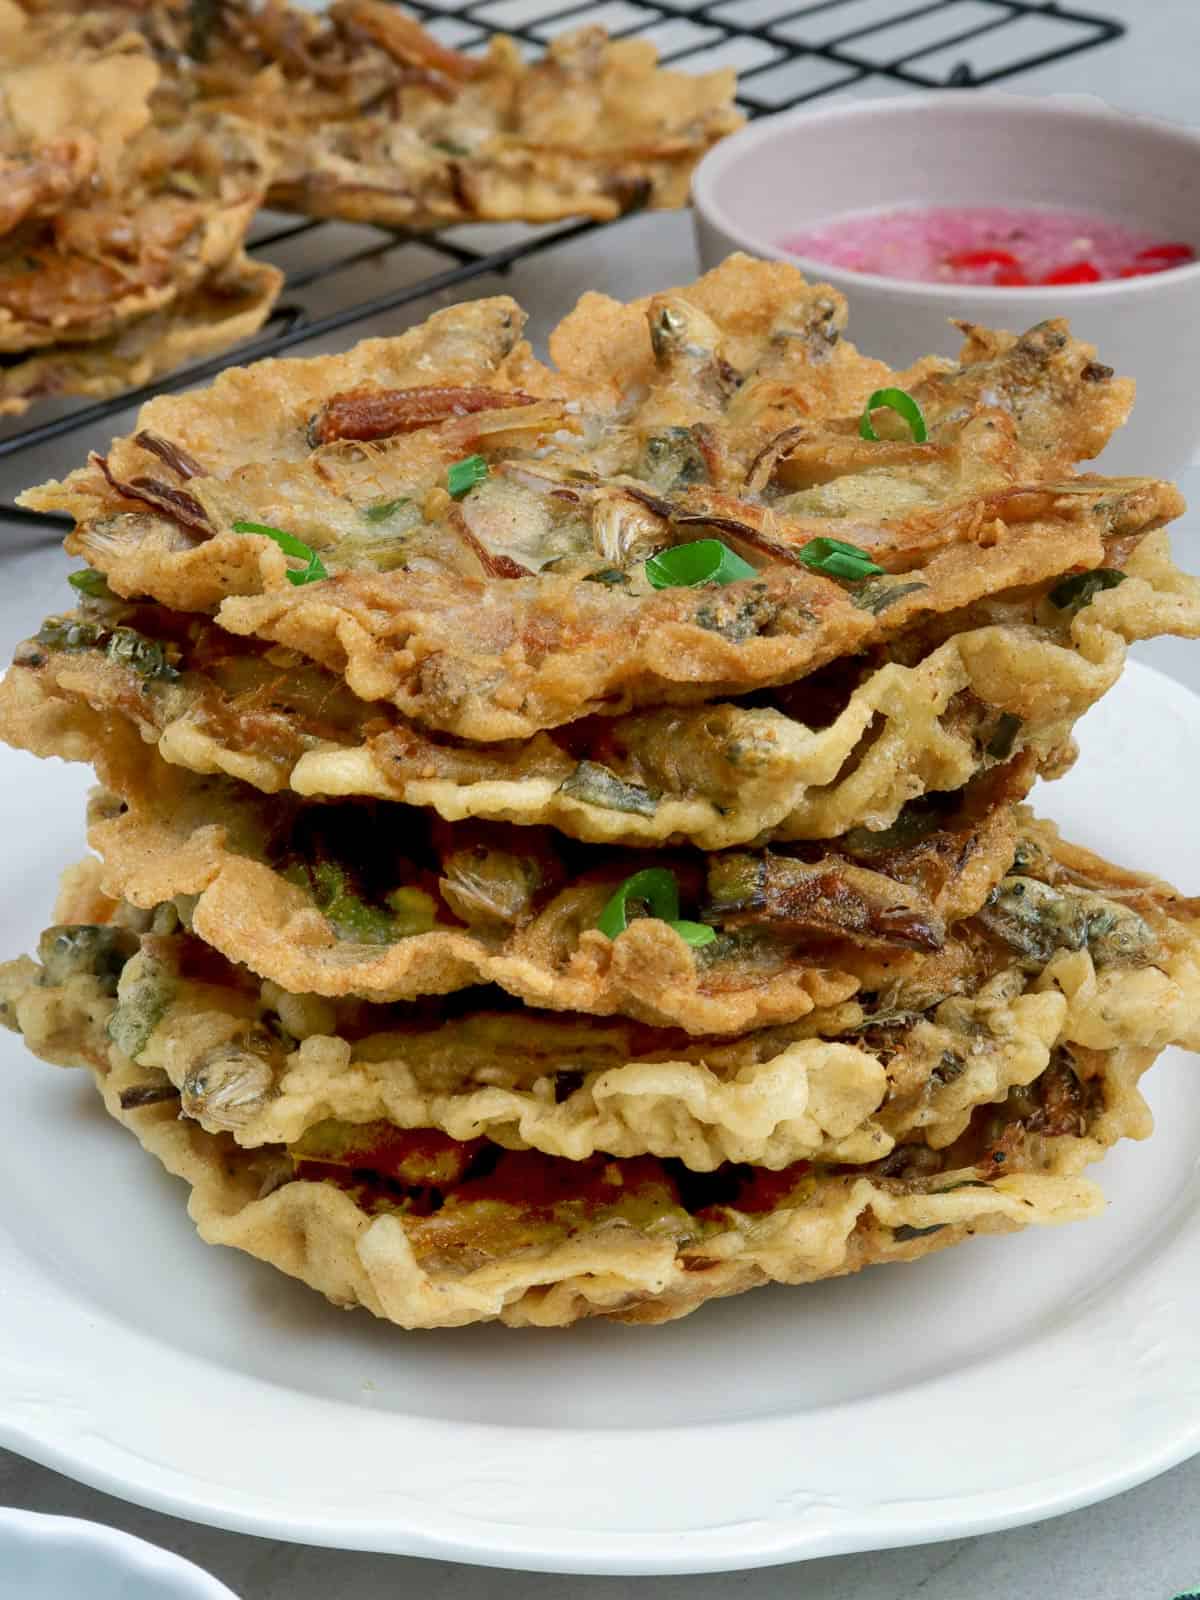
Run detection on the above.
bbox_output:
[0,0,1126,524]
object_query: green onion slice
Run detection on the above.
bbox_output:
[859,387,928,443]
[67,568,112,599]
[232,520,327,586]
[1049,568,1126,613]
[644,539,756,590]
[797,536,885,582]
[447,454,489,499]
[364,497,409,523]
[595,868,716,948]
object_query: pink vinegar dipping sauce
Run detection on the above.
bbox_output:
[778,205,1196,287]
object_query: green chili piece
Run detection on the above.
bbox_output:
[595,868,716,947]
[1048,568,1126,613]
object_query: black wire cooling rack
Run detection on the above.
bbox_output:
[0,0,1126,524]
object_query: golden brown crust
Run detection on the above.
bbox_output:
[2,821,1191,1325]
[0,886,1062,1172]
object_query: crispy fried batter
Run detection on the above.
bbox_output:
[20,263,1182,739]
[9,858,1184,1173]
[15,832,1198,1157]
[0,112,275,354]
[14,1010,1149,1325]
[13,533,1195,845]
[72,747,864,1031]
[0,885,1032,1171]
[0,252,280,416]
[35,723,1196,1041]
[0,4,157,227]
[4,855,1179,1325]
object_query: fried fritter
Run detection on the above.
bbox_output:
[0,1,157,234]
[0,5,280,409]
[0,111,276,346]
[7,973,1154,1324]
[22,262,1184,738]
[76,744,979,1031]
[12,529,1195,845]
[0,251,280,416]
[29,714,1195,1040]
[105,0,741,230]
[4,849,1186,1325]
[9,836,1193,1172]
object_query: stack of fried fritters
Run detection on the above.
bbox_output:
[3,256,1200,1328]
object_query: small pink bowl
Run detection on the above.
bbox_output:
[693,92,1200,478]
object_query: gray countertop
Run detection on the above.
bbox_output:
[4,1,1200,1593]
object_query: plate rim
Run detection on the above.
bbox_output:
[2,657,1199,1576]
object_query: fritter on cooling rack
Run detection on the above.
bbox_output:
[0,254,282,414]
[104,0,742,229]
[0,5,281,410]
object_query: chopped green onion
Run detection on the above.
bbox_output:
[364,497,410,523]
[595,868,716,948]
[797,536,885,582]
[232,520,327,586]
[596,868,679,938]
[859,387,928,443]
[68,568,112,599]
[447,454,489,499]
[1049,568,1126,613]
[644,539,756,590]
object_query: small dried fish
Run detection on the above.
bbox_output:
[307,386,542,446]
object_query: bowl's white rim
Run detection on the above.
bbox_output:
[0,1507,240,1599]
[693,90,1200,300]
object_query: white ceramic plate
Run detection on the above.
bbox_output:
[0,1508,239,1599]
[2,660,1198,1576]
